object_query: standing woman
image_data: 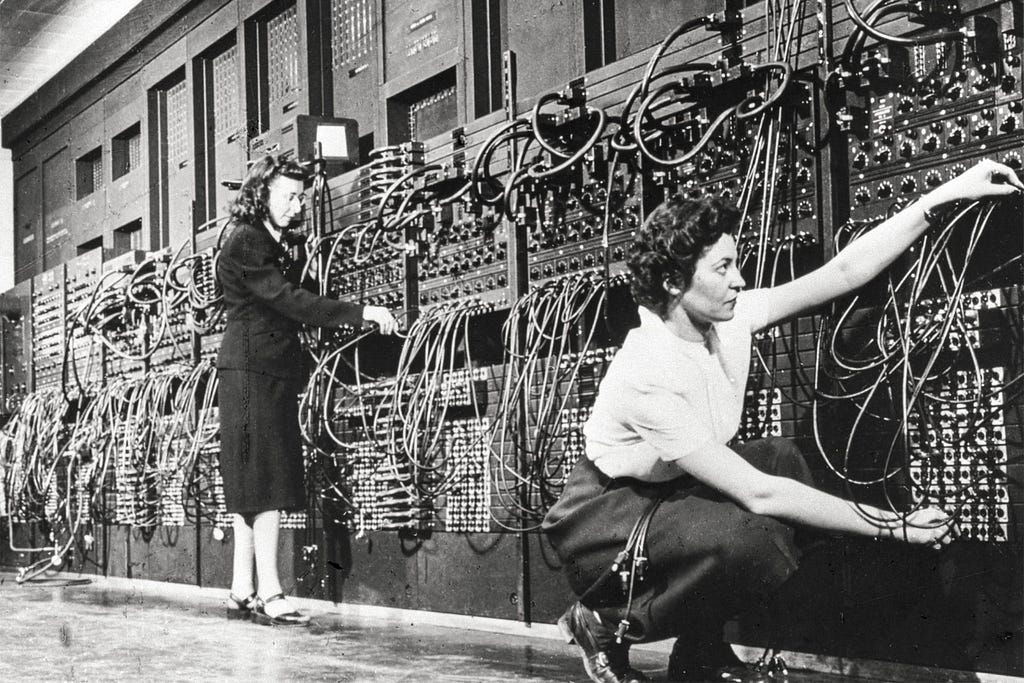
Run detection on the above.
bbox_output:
[216,155,398,625]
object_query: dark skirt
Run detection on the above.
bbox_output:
[542,437,812,643]
[217,369,305,514]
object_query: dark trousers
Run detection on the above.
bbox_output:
[543,438,814,643]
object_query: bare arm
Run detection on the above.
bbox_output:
[682,442,952,546]
[757,160,1023,330]
[632,393,954,546]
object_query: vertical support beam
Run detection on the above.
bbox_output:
[190,197,203,587]
[26,277,34,394]
[147,87,169,250]
[500,49,533,625]
[813,0,846,257]
[373,0,389,141]
[0,140,13,292]
[303,0,334,117]
[192,54,213,229]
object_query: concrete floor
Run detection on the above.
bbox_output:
[0,571,997,682]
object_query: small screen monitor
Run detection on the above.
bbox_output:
[296,115,359,174]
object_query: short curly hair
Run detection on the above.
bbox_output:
[628,196,740,316]
[228,155,309,226]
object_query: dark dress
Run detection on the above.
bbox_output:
[215,222,363,514]
[542,437,813,644]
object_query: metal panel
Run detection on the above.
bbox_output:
[382,0,461,81]
[103,70,148,239]
[330,0,380,145]
[613,0,722,60]
[150,70,194,249]
[14,167,41,283]
[41,147,72,269]
[268,4,301,103]
[412,532,521,619]
[507,0,582,101]
[408,83,458,141]
[211,41,246,216]
[127,526,199,585]
[331,0,373,67]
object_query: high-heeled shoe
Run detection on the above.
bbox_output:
[251,593,311,626]
[226,592,257,621]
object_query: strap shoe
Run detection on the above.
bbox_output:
[251,593,311,626]
[226,592,256,621]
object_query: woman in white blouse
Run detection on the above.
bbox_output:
[544,160,1024,683]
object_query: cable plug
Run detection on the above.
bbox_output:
[614,619,631,645]
[619,568,632,593]
[633,554,648,583]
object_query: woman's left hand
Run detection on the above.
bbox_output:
[924,159,1024,209]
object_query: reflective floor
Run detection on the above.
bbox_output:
[0,572,980,682]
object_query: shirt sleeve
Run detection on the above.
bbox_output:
[233,231,365,328]
[733,288,772,334]
[629,388,719,465]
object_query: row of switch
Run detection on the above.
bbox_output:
[420,245,506,279]
[528,246,628,281]
[419,275,508,305]
[853,103,1023,170]
[853,151,1022,203]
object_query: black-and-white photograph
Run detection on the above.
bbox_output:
[0,0,1021,680]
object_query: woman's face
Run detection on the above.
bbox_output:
[678,233,746,325]
[265,175,305,230]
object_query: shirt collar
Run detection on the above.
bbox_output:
[637,305,716,354]
[264,221,284,247]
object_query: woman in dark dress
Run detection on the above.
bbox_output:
[216,155,397,625]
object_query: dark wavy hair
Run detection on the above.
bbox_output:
[228,155,309,226]
[628,196,740,316]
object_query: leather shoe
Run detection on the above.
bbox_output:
[668,641,788,682]
[226,592,256,621]
[251,593,311,626]
[557,602,648,683]
[666,638,751,682]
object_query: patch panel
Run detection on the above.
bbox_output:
[31,269,64,391]
[907,365,1009,542]
[439,418,490,533]
[344,441,424,534]
[280,510,308,530]
[556,406,593,483]
[739,385,783,440]
[559,347,618,404]
[438,367,489,406]
[158,463,187,527]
